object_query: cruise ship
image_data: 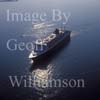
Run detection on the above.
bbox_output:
[29,28,71,62]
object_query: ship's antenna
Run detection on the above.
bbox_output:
[60,22,66,31]
[63,22,67,31]
[60,22,64,31]
[60,23,63,31]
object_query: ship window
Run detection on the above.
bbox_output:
[35,44,44,51]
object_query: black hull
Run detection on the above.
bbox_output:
[32,33,70,62]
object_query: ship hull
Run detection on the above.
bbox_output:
[32,32,71,62]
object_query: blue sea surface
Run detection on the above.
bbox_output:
[0,0,100,100]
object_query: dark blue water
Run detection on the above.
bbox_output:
[0,0,100,100]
